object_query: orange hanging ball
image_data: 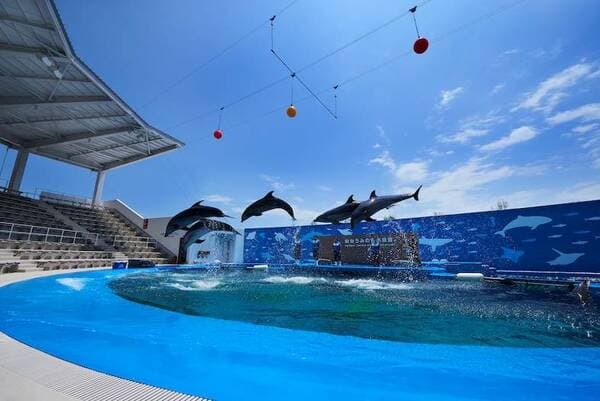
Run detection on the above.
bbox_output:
[213,129,223,140]
[286,105,297,118]
[413,37,429,54]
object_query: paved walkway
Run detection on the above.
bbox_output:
[0,269,210,401]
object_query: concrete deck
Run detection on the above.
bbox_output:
[0,269,210,401]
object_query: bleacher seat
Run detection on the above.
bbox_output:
[0,190,172,273]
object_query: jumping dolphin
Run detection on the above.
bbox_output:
[241,191,295,222]
[181,219,241,251]
[350,186,421,229]
[165,203,230,237]
[178,219,240,264]
[313,195,359,224]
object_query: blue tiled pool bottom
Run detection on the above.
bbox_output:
[1,268,599,401]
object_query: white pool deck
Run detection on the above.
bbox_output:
[0,269,210,401]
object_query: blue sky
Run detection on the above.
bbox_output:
[2,0,600,229]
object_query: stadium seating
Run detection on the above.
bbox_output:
[48,202,169,261]
[0,189,173,272]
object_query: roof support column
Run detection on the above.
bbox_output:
[92,170,106,207]
[8,149,28,191]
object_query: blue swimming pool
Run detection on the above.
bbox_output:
[1,267,599,401]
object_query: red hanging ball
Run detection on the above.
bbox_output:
[413,37,429,54]
[213,129,223,140]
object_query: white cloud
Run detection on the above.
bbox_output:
[203,194,232,204]
[369,151,428,184]
[437,111,504,144]
[490,83,506,95]
[373,143,381,149]
[547,103,600,125]
[259,174,295,191]
[479,126,538,152]
[375,125,390,144]
[572,123,599,134]
[553,182,600,203]
[439,128,489,144]
[369,150,396,170]
[438,86,464,107]
[394,161,429,183]
[502,48,520,56]
[516,62,597,113]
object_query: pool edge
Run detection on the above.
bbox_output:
[0,269,211,401]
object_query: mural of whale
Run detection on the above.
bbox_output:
[419,237,452,252]
[547,248,584,266]
[350,186,421,229]
[241,191,295,222]
[314,195,359,224]
[165,201,230,237]
[494,215,552,238]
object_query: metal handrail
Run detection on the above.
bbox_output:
[39,192,102,210]
[0,221,98,245]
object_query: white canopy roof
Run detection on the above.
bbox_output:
[0,0,184,171]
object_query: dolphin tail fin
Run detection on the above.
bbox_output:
[495,230,505,237]
[413,185,422,201]
[369,190,377,199]
[345,195,354,204]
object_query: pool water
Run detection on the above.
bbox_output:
[111,268,600,347]
[1,268,599,401]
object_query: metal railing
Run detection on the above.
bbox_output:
[0,221,98,245]
[38,190,101,209]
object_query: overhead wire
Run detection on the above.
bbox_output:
[218,0,528,135]
[141,0,301,109]
[168,0,435,129]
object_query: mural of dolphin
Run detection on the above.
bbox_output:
[350,186,421,229]
[165,203,230,237]
[241,191,295,222]
[179,219,240,263]
[494,215,552,237]
[547,248,584,266]
[314,195,359,224]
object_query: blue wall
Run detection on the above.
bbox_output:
[243,200,600,273]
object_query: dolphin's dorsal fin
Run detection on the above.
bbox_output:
[265,191,275,198]
[369,190,377,199]
[345,195,354,204]
[191,200,204,207]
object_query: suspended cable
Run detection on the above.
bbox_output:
[220,0,527,135]
[296,0,432,74]
[169,0,434,129]
[141,0,301,109]
[270,16,337,118]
